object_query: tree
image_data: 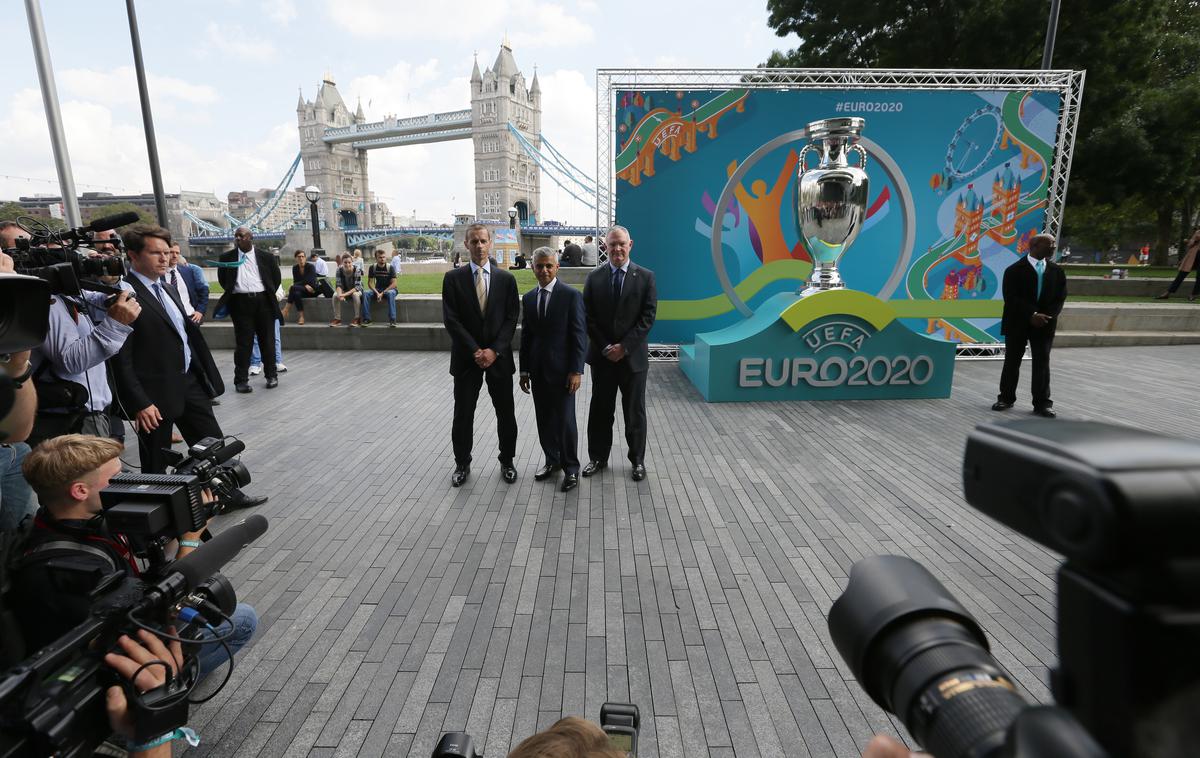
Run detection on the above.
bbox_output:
[0,201,67,231]
[396,236,414,249]
[91,202,156,229]
[764,0,1200,263]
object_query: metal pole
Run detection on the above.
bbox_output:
[1041,0,1063,69]
[24,0,81,226]
[310,202,322,249]
[125,0,168,227]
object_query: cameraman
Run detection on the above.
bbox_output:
[0,249,37,532]
[27,277,141,445]
[11,434,258,678]
[0,220,30,250]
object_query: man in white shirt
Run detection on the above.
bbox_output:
[215,227,282,393]
[309,250,335,297]
[165,244,200,323]
[389,249,403,277]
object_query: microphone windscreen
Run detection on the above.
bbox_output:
[87,212,141,233]
[172,514,268,590]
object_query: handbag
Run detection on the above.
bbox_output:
[28,362,90,445]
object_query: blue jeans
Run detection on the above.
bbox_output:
[362,290,397,321]
[250,320,283,367]
[195,602,258,679]
[0,443,36,532]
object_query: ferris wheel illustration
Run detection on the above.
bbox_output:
[943,106,1004,183]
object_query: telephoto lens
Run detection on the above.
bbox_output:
[828,555,1027,758]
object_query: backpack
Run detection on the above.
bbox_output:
[0,517,35,667]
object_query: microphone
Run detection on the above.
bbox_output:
[136,515,268,613]
[86,212,141,233]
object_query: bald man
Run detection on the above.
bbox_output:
[992,233,1067,417]
[215,227,282,392]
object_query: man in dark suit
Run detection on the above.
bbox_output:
[442,223,521,487]
[215,227,281,393]
[175,248,210,322]
[581,225,658,481]
[992,233,1068,418]
[519,247,587,492]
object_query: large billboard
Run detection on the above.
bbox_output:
[613,87,1064,345]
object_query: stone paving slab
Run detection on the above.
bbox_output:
[175,345,1200,757]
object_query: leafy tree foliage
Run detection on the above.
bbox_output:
[764,0,1200,262]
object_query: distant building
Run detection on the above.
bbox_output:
[228,187,310,230]
[15,190,226,256]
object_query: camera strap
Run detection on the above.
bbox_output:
[22,540,118,574]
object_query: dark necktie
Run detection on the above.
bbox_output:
[170,270,178,289]
[611,267,624,300]
[538,287,548,318]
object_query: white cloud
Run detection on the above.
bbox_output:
[58,67,219,106]
[204,22,278,63]
[263,0,297,24]
[535,68,596,223]
[326,0,591,46]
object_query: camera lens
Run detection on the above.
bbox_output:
[828,556,1026,758]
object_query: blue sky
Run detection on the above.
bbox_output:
[1,1,797,224]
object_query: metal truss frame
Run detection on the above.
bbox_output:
[596,67,1086,354]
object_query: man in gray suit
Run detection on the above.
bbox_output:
[581,226,658,481]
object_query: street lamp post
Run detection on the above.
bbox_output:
[508,207,518,229]
[305,185,322,251]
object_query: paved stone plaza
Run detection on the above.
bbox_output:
[177,345,1199,758]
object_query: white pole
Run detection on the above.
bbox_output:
[24,0,81,226]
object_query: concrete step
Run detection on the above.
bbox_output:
[1057,302,1200,332]
[1065,276,1174,297]
[205,294,444,324]
[200,321,460,351]
[1056,331,1200,348]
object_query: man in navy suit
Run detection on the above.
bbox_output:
[581,225,657,481]
[442,224,521,487]
[992,233,1068,417]
[166,243,209,324]
[519,247,587,492]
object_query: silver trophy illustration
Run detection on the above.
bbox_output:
[795,117,869,296]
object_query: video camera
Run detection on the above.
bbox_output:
[827,419,1200,758]
[432,702,640,757]
[4,212,138,301]
[101,436,252,566]
[0,515,268,757]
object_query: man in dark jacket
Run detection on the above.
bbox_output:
[519,247,587,492]
[992,233,1068,417]
[581,225,657,481]
[442,224,521,487]
[215,227,282,393]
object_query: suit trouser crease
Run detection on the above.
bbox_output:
[137,370,223,473]
[452,367,517,466]
[531,377,580,474]
[587,360,648,465]
[998,330,1054,408]
[1166,268,1200,295]
[229,293,277,382]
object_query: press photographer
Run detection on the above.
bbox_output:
[9,434,258,678]
[829,419,1200,758]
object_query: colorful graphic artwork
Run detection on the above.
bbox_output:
[614,88,1062,344]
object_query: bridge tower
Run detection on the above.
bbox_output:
[297,74,371,232]
[471,42,541,224]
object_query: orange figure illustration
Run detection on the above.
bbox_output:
[728,149,800,264]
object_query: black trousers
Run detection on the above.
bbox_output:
[315,278,335,297]
[137,370,222,473]
[587,360,648,465]
[229,292,276,383]
[452,367,518,467]
[1166,268,1200,295]
[286,285,316,310]
[998,329,1055,408]
[531,376,580,474]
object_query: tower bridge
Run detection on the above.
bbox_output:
[297,41,542,232]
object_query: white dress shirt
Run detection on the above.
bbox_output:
[536,276,558,317]
[311,256,329,276]
[165,266,196,316]
[233,246,265,294]
[469,259,492,297]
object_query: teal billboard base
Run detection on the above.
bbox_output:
[679,290,956,402]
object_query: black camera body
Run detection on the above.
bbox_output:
[828,419,1200,758]
[169,436,251,508]
[0,516,268,757]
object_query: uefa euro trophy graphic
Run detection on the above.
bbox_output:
[795,117,869,296]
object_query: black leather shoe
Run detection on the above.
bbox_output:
[534,464,560,481]
[212,399,221,406]
[235,383,252,394]
[581,460,607,477]
[991,401,1013,411]
[560,474,578,492]
[501,464,517,483]
[1033,407,1057,418]
[265,377,278,389]
[229,492,268,509]
[631,464,647,482]
[451,466,469,487]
